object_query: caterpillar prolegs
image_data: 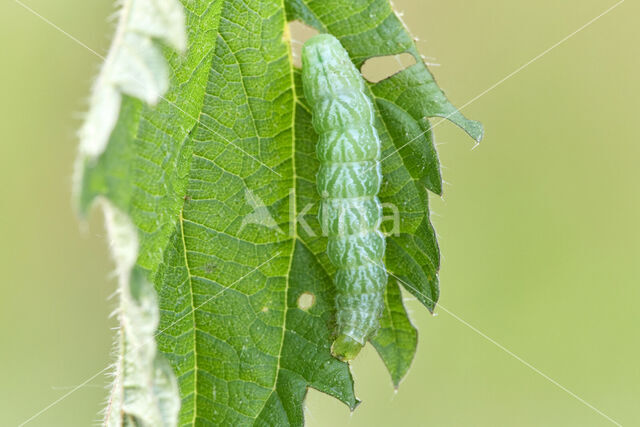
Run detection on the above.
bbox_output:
[302,34,387,361]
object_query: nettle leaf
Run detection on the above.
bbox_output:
[286,0,482,384]
[79,0,481,425]
[370,278,418,388]
[77,0,187,425]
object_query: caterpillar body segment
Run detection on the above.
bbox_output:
[302,34,388,361]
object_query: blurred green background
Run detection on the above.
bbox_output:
[1,0,637,425]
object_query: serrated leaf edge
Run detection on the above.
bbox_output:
[76,0,185,162]
[73,1,187,425]
[101,200,181,426]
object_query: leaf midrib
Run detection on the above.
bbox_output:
[178,206,199,424]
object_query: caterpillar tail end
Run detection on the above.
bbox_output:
[331,334,363,362]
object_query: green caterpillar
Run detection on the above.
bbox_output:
[302,34,387,361]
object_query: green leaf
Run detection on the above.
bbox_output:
[370,279,418,388]
[286,0,481,385]
[286,0,483,142]
[255,242,359,424]
[371,64,484,143]
[79,0,482,424]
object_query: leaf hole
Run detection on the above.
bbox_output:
[287,20,319,67]
[297,292,316,311]
[361,53,417,83]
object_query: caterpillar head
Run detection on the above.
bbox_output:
[331,334,363,362]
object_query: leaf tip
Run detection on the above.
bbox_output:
[350,398,362,412]
[469,119,485,144]
[441,112,484,144]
